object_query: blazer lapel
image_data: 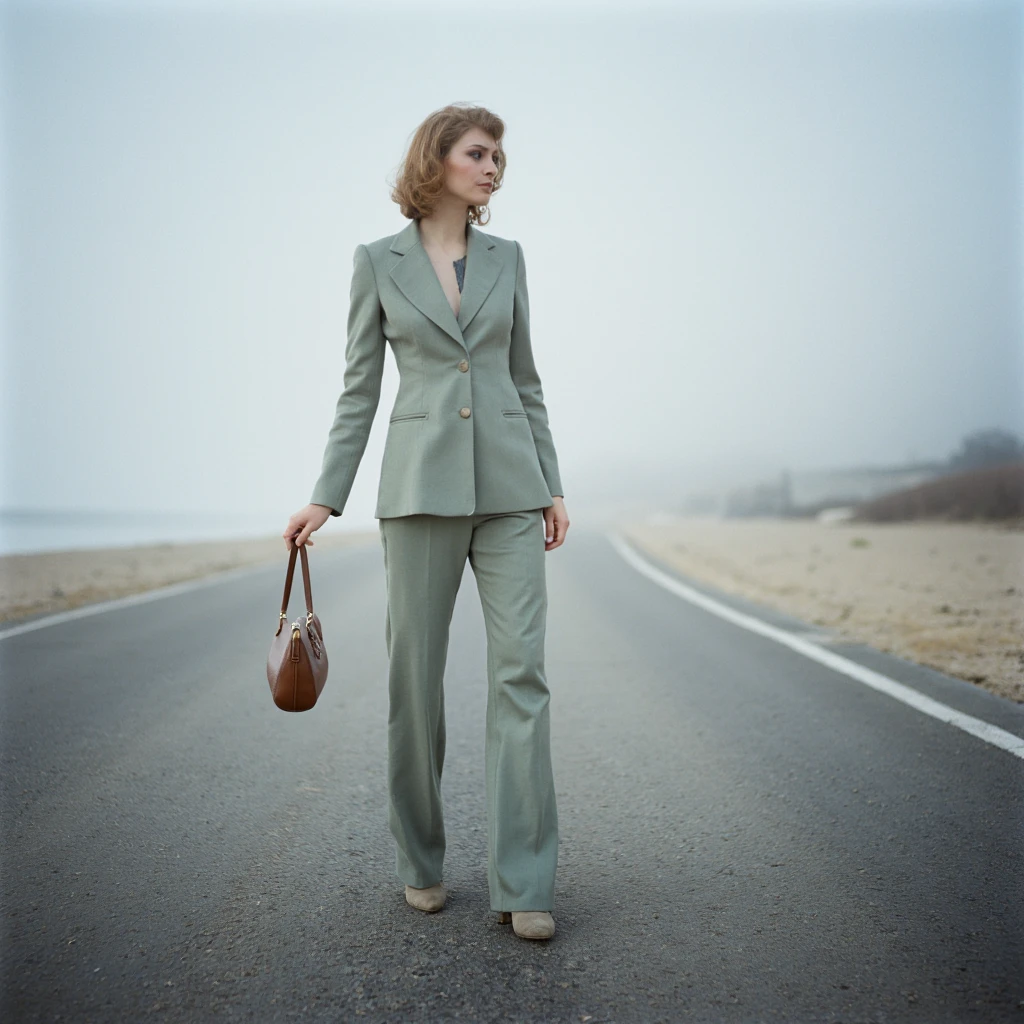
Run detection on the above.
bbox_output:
[457,224,501,336]
[389,220,502,352]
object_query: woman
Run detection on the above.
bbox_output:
[283,103,569,941]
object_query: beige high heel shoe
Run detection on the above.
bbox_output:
[496,910,556,939]
[405,882,447,912]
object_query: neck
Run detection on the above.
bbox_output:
[418,201,471,252]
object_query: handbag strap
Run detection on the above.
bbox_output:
[277,541,316,634]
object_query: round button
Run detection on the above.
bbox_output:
[459,407,471,418]
[458,360,469,372]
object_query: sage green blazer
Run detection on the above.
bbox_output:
[309,218,563,519]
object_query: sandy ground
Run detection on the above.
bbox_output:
[4,517,1021,706]
[619,517,1024,705]
[0,530,378,625]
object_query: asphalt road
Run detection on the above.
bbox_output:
[2,526,1022,1023]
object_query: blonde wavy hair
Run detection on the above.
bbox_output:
[390,103,506,226]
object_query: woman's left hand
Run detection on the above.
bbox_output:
[543,496,569,551]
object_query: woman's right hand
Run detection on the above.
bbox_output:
[283,503,333,550]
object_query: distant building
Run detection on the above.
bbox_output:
[725,463,946,518]
[787,464,944,508]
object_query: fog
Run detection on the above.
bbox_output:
[2,0,1020,533]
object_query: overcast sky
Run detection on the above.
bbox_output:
[1,0,1020,532]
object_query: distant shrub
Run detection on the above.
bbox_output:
[851,462,1024,523]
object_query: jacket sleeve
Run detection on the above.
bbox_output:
[309,243,386,517]
[509,240,564,498]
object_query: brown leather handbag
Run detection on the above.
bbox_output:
[267,540,328,712]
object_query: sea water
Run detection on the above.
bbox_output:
[0,508,295,556]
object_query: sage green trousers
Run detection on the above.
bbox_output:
[377,508,558,912]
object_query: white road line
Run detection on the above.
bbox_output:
[0,561,278,641]
[608,530,1024,762]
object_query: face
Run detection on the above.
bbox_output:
[443,128,500,206]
